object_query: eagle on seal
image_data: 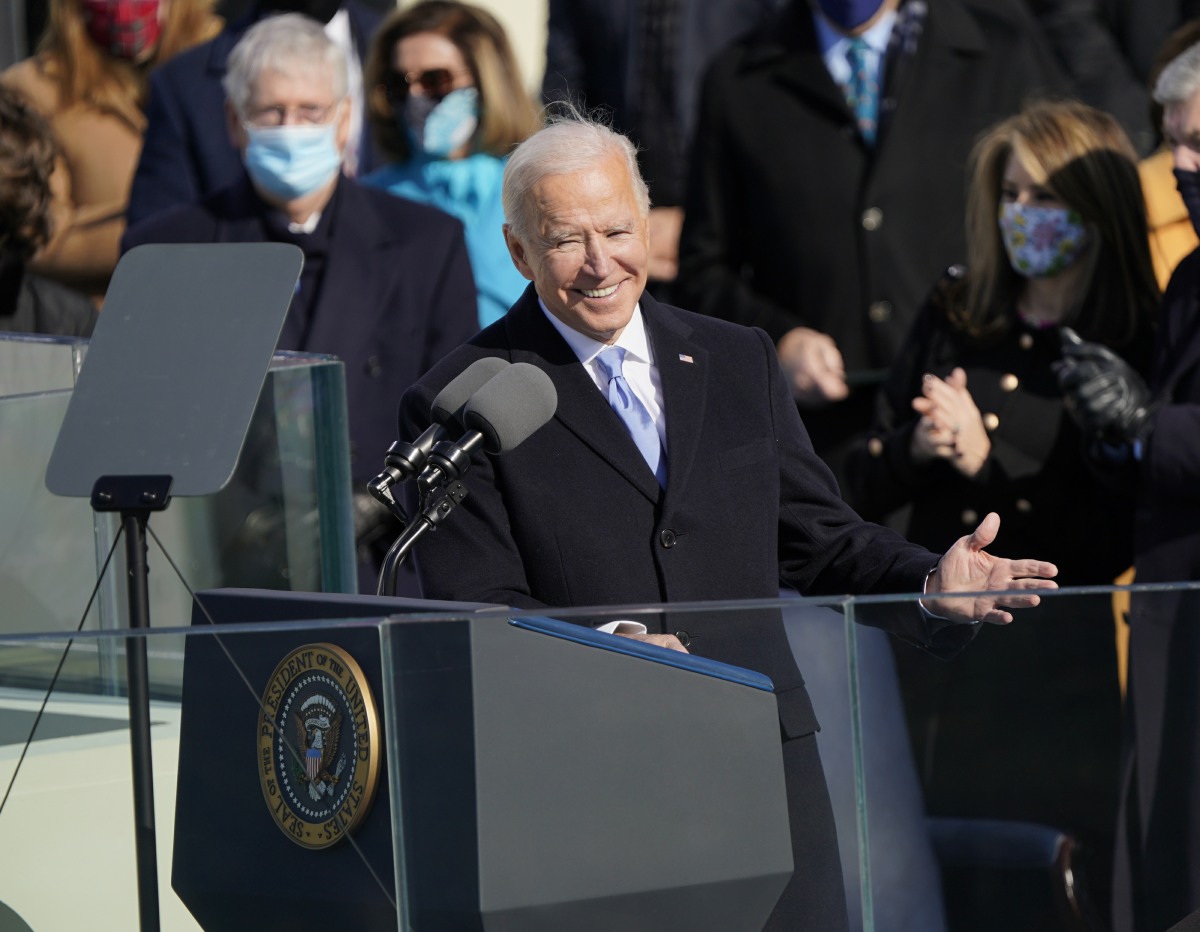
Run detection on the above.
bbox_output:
[294,701,342,792]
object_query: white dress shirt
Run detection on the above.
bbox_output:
[540,298,666,636]
[813,7,896,95]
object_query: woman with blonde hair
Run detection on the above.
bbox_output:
[846,98,1159,919]
[363,0,539,327]
[1,0,222,301]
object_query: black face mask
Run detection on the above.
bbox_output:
[1175,167,1200,238]
[258,0,341,24]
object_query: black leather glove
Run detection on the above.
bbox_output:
[1054,327,1156,446]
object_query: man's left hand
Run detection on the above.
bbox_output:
[621,632,689,653]
[922,512,1058,625]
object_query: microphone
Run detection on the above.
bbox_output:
[378,363,557,595]
[417,363,558,486]
[367,358,509,504]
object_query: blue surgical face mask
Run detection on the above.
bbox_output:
[998,202,1091,278]
[815,0,888,31]
[402,87,479,159]
[243,118,343,201]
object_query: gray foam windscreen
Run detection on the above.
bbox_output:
[430,357,510,427]
[463,363,557,454]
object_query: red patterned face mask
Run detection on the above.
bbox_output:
[81,0,162,61]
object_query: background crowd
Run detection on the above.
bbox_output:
[5,0,1200,929]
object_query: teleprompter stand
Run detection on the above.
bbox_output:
[45,243,304,931]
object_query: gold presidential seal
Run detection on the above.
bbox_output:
[258,643,381,849]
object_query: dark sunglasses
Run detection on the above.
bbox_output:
[382,67,470,102]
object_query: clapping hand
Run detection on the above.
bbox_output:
[910,368,990,477]
[922,512,1059,625]
[1054,327,1156,446]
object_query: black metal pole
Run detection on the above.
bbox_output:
[123,510,161,932]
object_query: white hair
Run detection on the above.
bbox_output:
[501,107,650,245]
[222,12,348,116]
[1154,41,1200,106]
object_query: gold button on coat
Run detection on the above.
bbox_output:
[983,412,1000,431]
[862,207,883,231]
[1000,373,1019,392]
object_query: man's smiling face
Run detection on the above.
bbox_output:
[504,152,650,344]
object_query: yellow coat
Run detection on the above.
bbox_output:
[1141,147,1200,290]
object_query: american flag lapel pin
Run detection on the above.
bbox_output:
[678,353,694,364]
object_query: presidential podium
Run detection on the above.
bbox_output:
[173,589,794,931]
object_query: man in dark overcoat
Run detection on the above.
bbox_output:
[400,111,1060,930]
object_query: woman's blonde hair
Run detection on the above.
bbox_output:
[364,0,540,162]
[959,99,1159,349]
[37,0,221,130]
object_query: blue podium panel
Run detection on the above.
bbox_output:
[386,613,792,931]
[173,591,793,931]
[471,618,792,931]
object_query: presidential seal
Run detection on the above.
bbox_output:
[258,643,381,849]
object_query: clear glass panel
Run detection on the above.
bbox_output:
[0,583,1188,930]
[0,331,86,395]
[0,614,401,931]
[841,582,1200,932]
[0,342,357,696]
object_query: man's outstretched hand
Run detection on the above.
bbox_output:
[922,512,1058,625]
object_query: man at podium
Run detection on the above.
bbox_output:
[399,110,1059,930]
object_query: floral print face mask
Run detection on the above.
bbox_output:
[998,202,1090,278]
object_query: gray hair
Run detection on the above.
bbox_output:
[1154,41,1200,106]
[222,13,348,117]
[501,108,650,245]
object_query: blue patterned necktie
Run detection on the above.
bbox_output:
[595,346,667,486]
[845,37,879,146]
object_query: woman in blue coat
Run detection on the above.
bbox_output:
[363,1,539,328]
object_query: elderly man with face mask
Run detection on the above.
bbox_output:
[122,13,478,594]
[127,0,385,226]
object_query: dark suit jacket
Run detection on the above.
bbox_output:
[675,0,1066,481]
[127,1,383,227]
[400,286,974,928]
[123,174,478,482]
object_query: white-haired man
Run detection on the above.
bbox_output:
[124,13,478,593]
[400,112,1059,930]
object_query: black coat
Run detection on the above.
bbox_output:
[123,174,478,483]
[845,269,1148,869]
[847,270,1145,585]
[675,0,1066,479]
[400,286,976,929]
[1115,248,1200,931]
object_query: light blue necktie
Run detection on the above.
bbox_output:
[595,346,667,486]
[845,37,880,146]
